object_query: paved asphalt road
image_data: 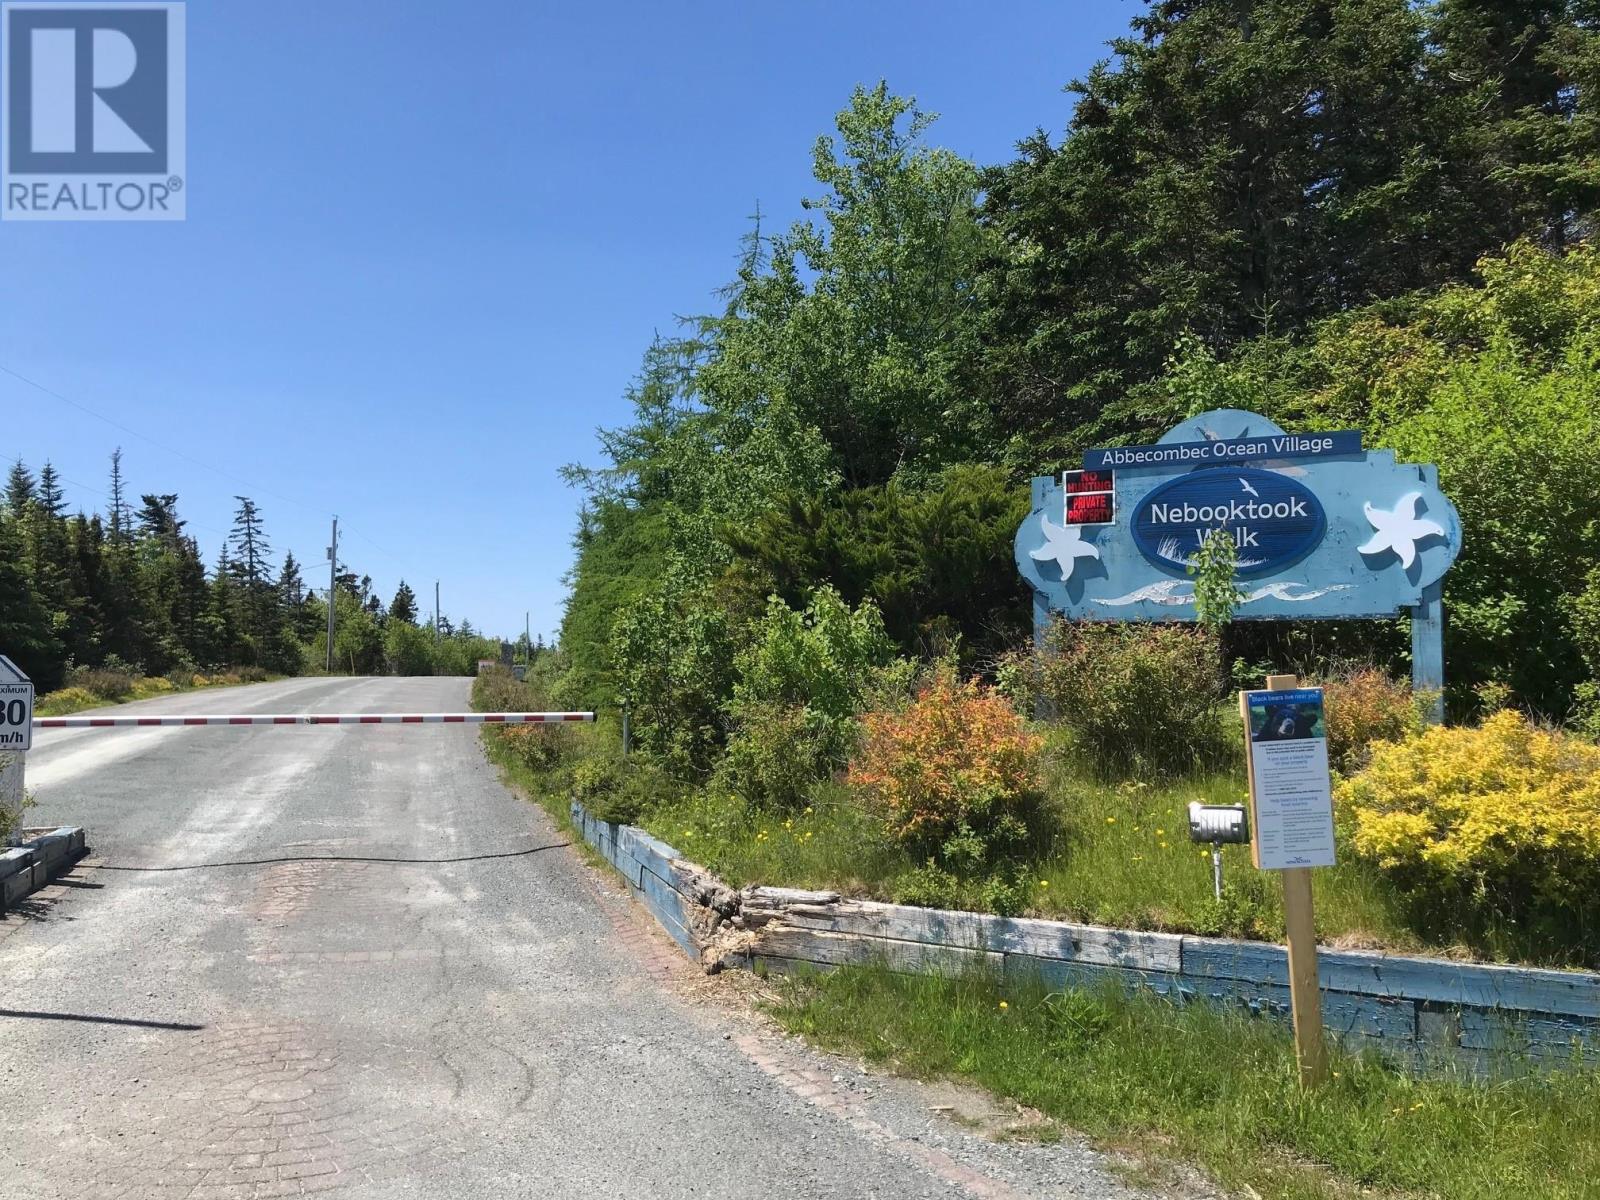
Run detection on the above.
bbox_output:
[0,677,1160,1200]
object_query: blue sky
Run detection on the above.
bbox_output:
[1,1,1131,641]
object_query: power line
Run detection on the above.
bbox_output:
[0,362,306,514]
[1,366,441,597]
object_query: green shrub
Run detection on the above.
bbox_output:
[1574,682,1600,741]
[571,758,620,804]
[497,723,571,772]
[472,666,536,714]
[1005,622,1227,776]
[717,587,902,808]
[164,661,199,689]
[609,573,736,778]
[36,686,98,713]
[715,701,840,810]
[1192,879,1275,940]
[385,620,438,676]
[891,860,961,909]
[65,665,135,700]
[570,755,684,827]
[723,464,1034,667]
[978,867,1032,918]
[1381,342,1600,716]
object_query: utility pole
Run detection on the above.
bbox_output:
[434,580,441,643]
[326,516,338,673]
[524,611,530,664]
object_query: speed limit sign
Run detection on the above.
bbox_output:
[0,656,33,752]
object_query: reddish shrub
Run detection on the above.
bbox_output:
[848,675,1043,850]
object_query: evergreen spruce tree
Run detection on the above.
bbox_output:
[63,514,111,668]
[36,462,64,518]
[978,0,1600,454]
[389,580,418,624]
[205,545,242,668]
[278,551,304,607]
[278,551,318,644]
[26,489,72,662]
[135,494,184,542]
[227,497,283,665]
[172,536,210,666]
[0,507,63,687]
[5,458,36,514]
[107,448,132,544]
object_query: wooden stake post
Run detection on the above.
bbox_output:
[1241,673,1329,1088]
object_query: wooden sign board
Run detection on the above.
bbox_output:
[0,655,33,752]
[1244,673,1331,1088]
[1240,685,1336,870]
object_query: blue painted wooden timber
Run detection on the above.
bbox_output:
[569,802,1600,1071]
[1181,939,1600,1018]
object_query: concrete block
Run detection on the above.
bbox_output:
[0,846,33,882]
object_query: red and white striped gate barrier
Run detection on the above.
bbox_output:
[32,711,595,729]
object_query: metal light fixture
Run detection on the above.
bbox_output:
[1188,801,1249,900]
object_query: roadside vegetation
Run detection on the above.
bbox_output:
[32,658,277,717]
[769,963,1600,1200]
[478,9,1600,1190]
[528,4,1600,971]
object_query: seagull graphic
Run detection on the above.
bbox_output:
[1239,478,1260,497]
[1358,492,1445,570]
[1031,515,1101,582]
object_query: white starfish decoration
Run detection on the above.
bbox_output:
[1031,515,1100,582]
[1358,492,1444,570]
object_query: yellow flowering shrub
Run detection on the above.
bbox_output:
[1337,712,1600,912]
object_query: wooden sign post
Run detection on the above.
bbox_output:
[1241,673,1331,1088]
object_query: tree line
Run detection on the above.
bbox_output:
[0,450,499,690]
[558,0,1600,750]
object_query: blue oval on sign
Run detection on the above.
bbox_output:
[1131,467,1326,579]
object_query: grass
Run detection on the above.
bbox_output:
[640,761,1468,958]
[769,963,1600,1200]
[476,658,1588,966]
[34,669,275,717]
[471,693,619,879]
[642,748,1596,966]
[647,783,920,896]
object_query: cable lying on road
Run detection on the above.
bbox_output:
[33,711,596,728]
[87,843,572,872]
